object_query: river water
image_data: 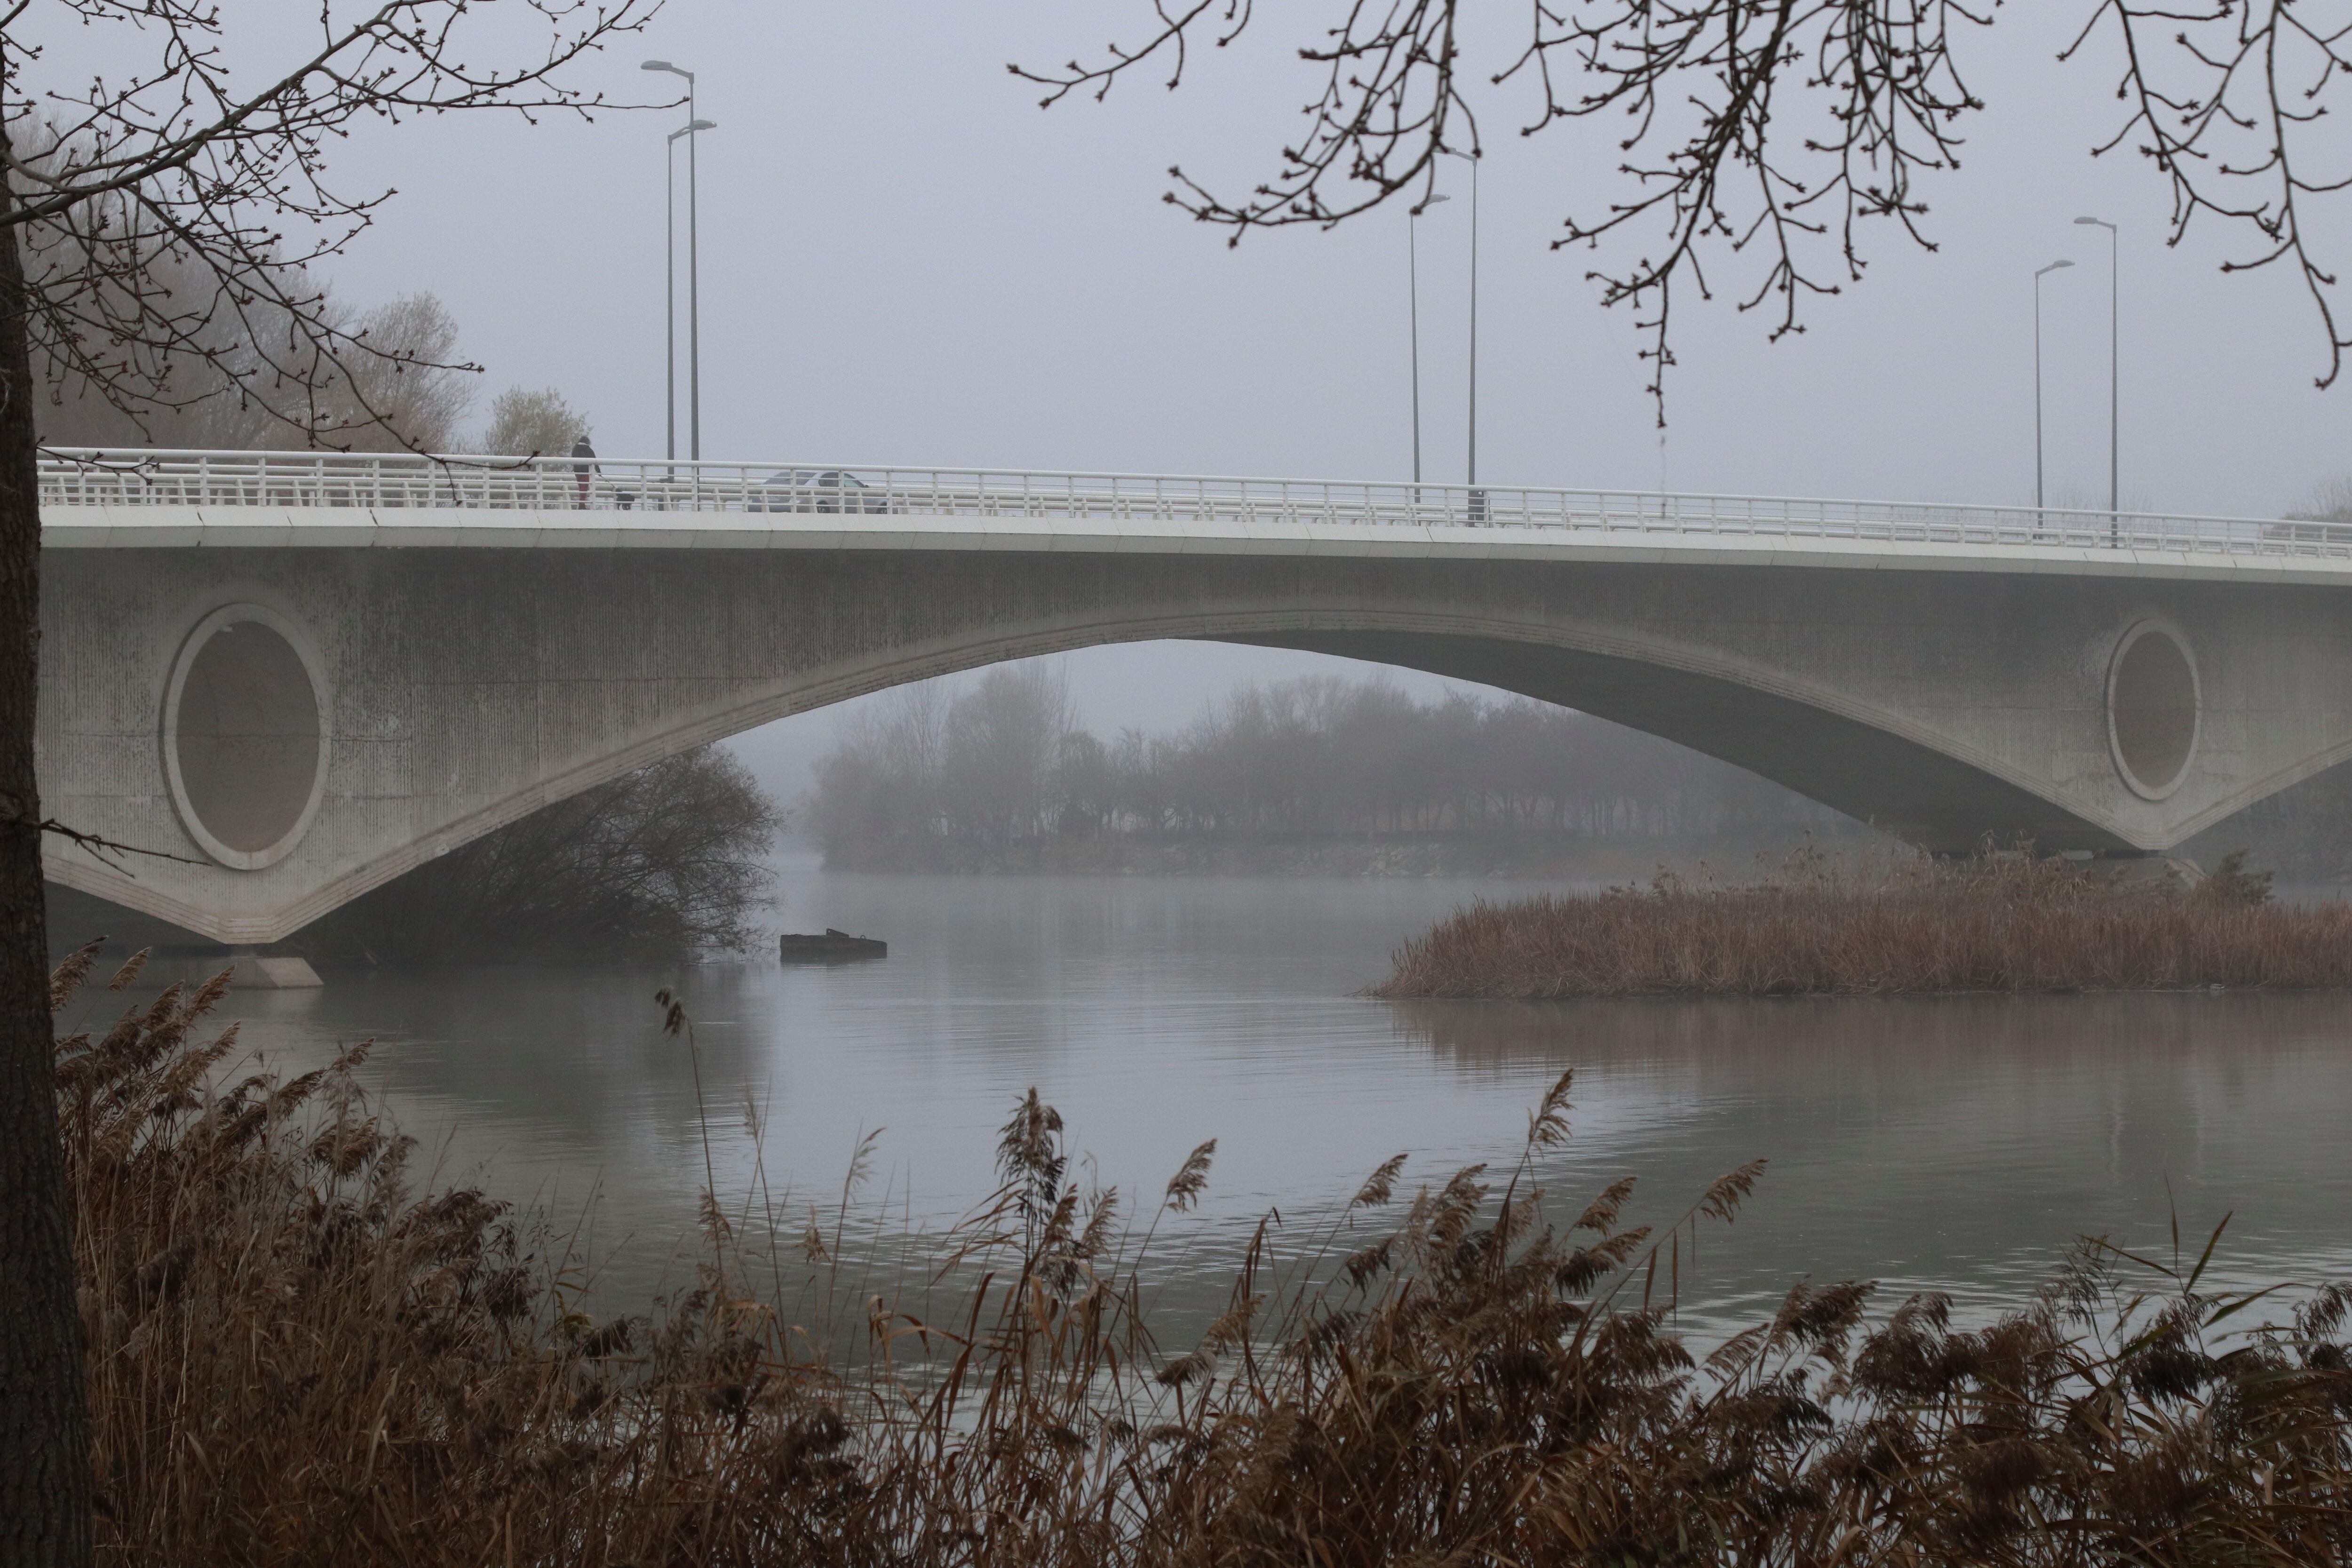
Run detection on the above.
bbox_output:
[83,853,2352,1340]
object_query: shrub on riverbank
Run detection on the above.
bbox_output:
[298,745,777,963]
[1377,849,2352,998]
[52,945,2352,1565]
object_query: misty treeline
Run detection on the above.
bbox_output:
[2289,476,2352,525]
[809,666,1859,872]
[19,137,585,457]
[38,281,586,456]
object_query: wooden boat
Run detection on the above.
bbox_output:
[779,928,888,963]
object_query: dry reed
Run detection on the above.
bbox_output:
[50,941,2352,1565]
[1378,848,2352,999]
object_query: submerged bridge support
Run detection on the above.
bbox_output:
[34,451,2352,943]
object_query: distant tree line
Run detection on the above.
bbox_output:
[32,253,591,458]
[808,666,1860,872]
[2288,475,2352,525]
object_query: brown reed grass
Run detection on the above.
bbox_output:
[50,940,2352,1565]
[1377,847,2352,999]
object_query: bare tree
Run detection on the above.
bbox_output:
[325,293,472,454]
[2290,474,2352,525]
[0,6,656,1563]
[477,384,591,457]
[37,285,474,451]
[1019,0,2352,410]
[301,747,776,964]
[942,663,1073,850]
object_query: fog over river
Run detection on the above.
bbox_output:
[87,853,2352,1341]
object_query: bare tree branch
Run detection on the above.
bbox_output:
[3,0,660,447]
[0,10,659,1552]
[35,819,202,875]
[2066,0,2352,388]
[1024,0,2352,415]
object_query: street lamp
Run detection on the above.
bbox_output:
[664,118,717,462]
[1409,194,1450,490]
[2033,259,2074,515]
[1443,149,1482,490]
[2074,215,2118,541]
[645,61,713,464]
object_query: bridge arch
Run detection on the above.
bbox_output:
[42,538,2350,944]
[270,603,2122,938]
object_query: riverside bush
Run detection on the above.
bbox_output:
[298,745,777,963]
[1379,849,2352,998]
[52,943,2352,1565]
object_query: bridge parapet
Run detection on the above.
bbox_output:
[37,448,2352,562]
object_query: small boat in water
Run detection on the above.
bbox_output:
[779,928,888,963]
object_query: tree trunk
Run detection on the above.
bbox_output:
[0,151,93,1568]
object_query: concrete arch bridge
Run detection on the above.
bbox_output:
[35,449,2352,944]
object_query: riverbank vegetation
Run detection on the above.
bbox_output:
[46,747,778,966]
[1375,849,2352,999]
[297,747,778,964]
[52,945,2352,1564]
[810,665,1871,874]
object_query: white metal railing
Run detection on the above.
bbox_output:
[35,446,2352,560]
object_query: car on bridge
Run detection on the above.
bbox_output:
[750,469,888,514]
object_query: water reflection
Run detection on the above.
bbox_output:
[107,859,2352,1338]
[1393,993,2352,1330]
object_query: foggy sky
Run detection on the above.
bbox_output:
[68,0,2352,799]
[309,1,2349,512]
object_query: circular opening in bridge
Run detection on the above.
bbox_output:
[2107,621,2199,801]
[163,605,329,870]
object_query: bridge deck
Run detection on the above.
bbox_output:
[37,448,2352,582]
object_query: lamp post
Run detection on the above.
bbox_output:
[2074,215,2118,541]
[659,121,685,469]
[644,61,713,463]
[1409,194,1450,490]
[1443,150,1481,488]
[1466,156,1479,488]
[2033,259,2074,515]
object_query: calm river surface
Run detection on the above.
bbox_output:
[89,854,2352,1338]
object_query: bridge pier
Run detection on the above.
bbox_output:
[225,950,324,989]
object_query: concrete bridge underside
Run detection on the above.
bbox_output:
[38,543,2352,943]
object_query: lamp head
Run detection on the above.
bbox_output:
[2037,259,2075,277]
[2074,215,2110,228]
[1415,193,1452,213]
[687,119,715,132]
[642,60,691,80]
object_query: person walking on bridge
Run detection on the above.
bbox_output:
[572,436,597,509]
